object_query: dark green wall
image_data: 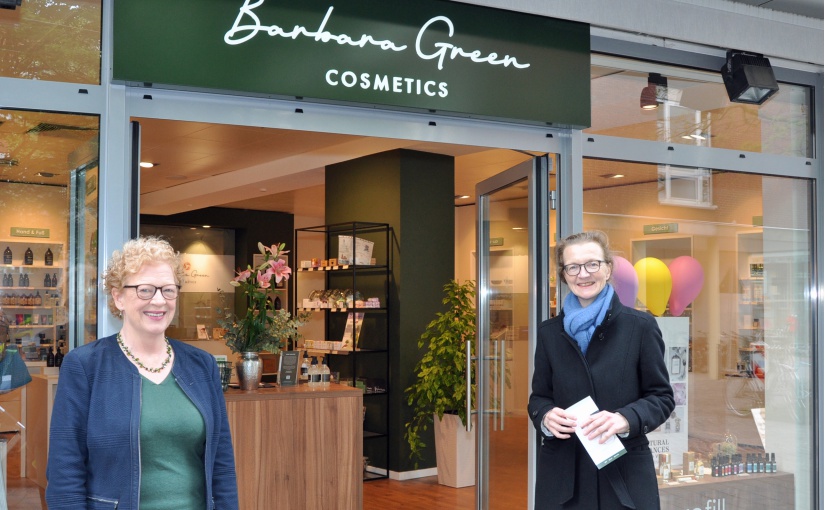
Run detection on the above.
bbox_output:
[326,150,455,472]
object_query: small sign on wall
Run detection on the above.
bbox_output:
[11,227,50,238]
[643,223,678,235]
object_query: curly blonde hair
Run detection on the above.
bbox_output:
[102,236,184,317]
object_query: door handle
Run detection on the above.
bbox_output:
[465,339,474,432]
[499,339,505,431]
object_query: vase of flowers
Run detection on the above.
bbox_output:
[217,242,310,390]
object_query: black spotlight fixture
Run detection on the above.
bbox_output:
[640,73,667,110]
[721,50,779,105]
[0,0,22,10]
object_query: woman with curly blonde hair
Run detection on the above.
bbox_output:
[47,236,238,510]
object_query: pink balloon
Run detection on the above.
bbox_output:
[611,256,639,307]
[668,256,704,316]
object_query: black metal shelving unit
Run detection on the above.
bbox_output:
[294,221,391,481]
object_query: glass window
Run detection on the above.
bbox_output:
[589,55,812,158]
[0,0,101,84]
[580,157,814,509]
[0,107,99,352]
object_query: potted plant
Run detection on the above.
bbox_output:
[217,242,310,390]
[404,279,477,487]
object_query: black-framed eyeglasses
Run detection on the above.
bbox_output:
[122,284,180,300]
[563,260,605,276]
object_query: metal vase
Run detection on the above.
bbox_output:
[236,351,262,390]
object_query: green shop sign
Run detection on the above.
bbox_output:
[113,0,590,127]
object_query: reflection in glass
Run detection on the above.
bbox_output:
[0,0,102,83]
[589,55,812,157]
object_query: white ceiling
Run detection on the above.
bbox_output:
[136,118,539,219]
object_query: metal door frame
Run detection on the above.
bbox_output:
[475,156,548,509]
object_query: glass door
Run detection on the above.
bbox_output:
[476,156,549,509]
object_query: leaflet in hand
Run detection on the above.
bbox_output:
[566,395,626,469]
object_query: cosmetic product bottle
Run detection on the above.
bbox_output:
[55,346,64,368]
[24,247,33,266]
[46,347,55,367]
[45,248,53,266]
[3,247,11,265]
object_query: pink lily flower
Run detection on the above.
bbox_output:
[233,268,252,282]
[263,243,289,258]
[269,258,292,283]
[256,270,273,289]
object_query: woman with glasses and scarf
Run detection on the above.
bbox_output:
[528,231,674,509]
[46,236,238,510]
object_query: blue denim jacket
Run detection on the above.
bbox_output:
[45,335,239,509]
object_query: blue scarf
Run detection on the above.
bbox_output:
[562,284,614,356]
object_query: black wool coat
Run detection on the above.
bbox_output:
[528,293,675,509]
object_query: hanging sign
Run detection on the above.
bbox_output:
[113,0,590,127]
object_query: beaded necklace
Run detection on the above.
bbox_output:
[117,332,173,374]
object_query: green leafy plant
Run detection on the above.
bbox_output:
[404,279,476,465]
[216,242,310,354]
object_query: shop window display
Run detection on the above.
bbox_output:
[582,158,813,510]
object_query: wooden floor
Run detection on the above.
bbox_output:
[364,477,476,510]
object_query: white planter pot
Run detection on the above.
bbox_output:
[433,413,476,488]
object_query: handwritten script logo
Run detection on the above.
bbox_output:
[224,0,531,72]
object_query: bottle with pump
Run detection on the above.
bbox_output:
[55,346,64,368]
[24,247,33,266]
[45,248,53,266]
[300,357,309,382]
[46,347,55,367]
[308,357,320,387]
[321,360,330,388]
[3,247,11,265]
[44,273,51,287]
[274,295,282,310]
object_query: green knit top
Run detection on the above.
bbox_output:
[139,375,206,510]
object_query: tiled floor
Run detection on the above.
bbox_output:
[0,370,772,509]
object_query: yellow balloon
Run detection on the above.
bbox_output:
[634,258,672,316]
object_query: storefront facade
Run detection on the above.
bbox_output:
[0,1,821,509]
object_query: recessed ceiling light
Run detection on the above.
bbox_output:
[455,195,470,199]
[139,162,156,168]
[599,173,625,179]
[35,172,55,178]
[690,133,706,140]
[512,227,526,230]
[202,225,211,228]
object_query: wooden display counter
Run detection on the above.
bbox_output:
[660,471,793,509]
[25,373,59,488]
[225,383,363,510]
